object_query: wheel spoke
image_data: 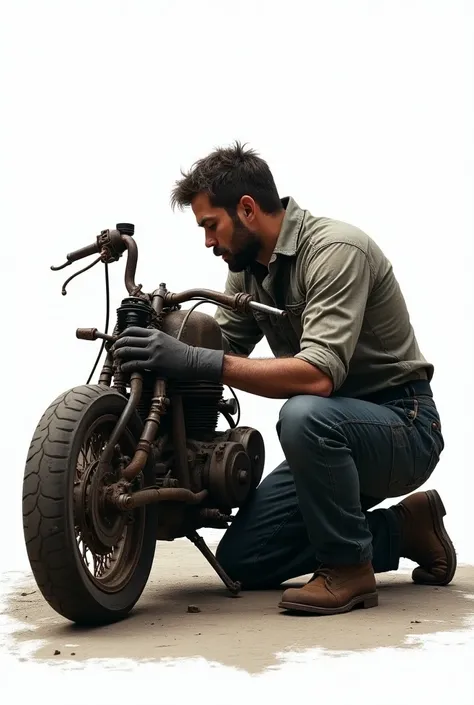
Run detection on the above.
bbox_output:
[90,433,104,461]
[72,416,143,591]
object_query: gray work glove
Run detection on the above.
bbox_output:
[112,326,224,381]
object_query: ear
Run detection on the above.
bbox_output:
[238,195,257,223]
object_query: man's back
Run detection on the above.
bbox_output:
[215,197,433,398]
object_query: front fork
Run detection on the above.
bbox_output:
[77,287,242,596]
[95,281,170,482]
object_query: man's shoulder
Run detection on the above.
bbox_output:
[301,211,391,270]
[300,212,374,254]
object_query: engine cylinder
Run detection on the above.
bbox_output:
[167,380,224,439]
[161,308,226,439]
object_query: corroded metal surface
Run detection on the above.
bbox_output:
[31,224,276,618]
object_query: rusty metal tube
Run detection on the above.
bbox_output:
[150,283,167,316]
[98,350,114,386]
[122,449,149,481]
[120,234,140,295]
[164,289,286,318]
[116,487,208,510]
[100,372,143,466]
[121,378,167,481]
[164,289,250,311]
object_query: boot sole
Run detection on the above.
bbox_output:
[416,489,457,586]
[278,591,378,615]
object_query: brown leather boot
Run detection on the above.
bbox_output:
[278,561,378,615]
[393,489,456,585]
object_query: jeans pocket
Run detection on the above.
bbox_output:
[402,406,443,493]
[385,397,419,424]
[426,418,444,472]
[386,398,442,496]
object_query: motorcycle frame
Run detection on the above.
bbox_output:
[52,223,285,528]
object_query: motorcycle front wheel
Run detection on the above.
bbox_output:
[22,384,158,625]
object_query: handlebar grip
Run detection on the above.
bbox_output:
[66,241,100,263]
[249,300,286,317]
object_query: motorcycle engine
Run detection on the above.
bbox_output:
[115,298,265,514]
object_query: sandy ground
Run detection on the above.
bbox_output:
[3,540,474,674]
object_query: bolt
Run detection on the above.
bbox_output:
[238,470,248,484]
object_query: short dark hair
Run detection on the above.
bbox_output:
[170,141,282,214]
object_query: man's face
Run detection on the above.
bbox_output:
[191,193,261,272]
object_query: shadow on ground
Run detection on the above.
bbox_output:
[6,542,474,673]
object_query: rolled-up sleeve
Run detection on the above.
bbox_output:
[294,241,372,391]
[214,271,264,356]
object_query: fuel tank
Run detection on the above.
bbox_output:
[160,309,224,350]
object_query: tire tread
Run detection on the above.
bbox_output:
[22,384,156,625]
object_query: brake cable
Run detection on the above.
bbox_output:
[86,262,110,384]
[60,256,101,296]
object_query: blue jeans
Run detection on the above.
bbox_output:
[215,382,444,588]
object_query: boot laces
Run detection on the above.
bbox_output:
[310,566,333,584]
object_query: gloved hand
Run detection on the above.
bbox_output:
[112,326,224,381]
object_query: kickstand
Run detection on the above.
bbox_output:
[186,530,241,596]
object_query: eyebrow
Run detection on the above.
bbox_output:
[198,216,215,227]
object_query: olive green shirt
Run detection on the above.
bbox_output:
[214,197,433,399]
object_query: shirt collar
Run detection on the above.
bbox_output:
[247,196,305,277]
[270,196,305,259]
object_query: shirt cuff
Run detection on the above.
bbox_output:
[295,346,347,391]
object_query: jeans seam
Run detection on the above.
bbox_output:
[316,435,357,555]
[331,419,412,433]
[316,434,372,560]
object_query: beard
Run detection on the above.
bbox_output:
[213,215,262,272]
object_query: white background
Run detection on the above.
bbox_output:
[0,0,473,697]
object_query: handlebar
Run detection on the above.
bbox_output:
[67,241,101,264]
[51,224,287,317]
[51,224,133,270]
[50,241,100,271]
[163,289,286,317]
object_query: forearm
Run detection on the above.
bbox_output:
[221,354,333,399]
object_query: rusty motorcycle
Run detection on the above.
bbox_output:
[22,223,286,625]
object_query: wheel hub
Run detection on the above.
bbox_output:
[75,459,127,555]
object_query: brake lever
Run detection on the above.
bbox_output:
[60,256,102,295]
[51,260,73,271]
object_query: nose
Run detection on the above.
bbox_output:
[205,234,218,249]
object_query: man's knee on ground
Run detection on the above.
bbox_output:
[215,531,247,580]
[215,530,266,588]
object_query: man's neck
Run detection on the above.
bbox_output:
[255,209,286,266]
